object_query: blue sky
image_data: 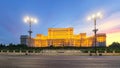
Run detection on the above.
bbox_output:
[0,0,120,45]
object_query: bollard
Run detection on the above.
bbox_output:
[113,50,115,56]
[88,51,90,54]
[26,50,28,53]
[88,51,90,56]
[104,51,107,55]
[13,50,15,53]
[1,50,3,53]
[96,51,98,55]
[7,50,9,53]
[19,50,22,53]
[33,50,35,53]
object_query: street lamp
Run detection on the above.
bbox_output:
[24,16,38,47]
[87,12,102,55]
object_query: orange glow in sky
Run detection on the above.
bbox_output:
[96,12,120,46]
[107,32,120,46]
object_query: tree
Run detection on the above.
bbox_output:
[109,42,120,48]
[0,43,5,47]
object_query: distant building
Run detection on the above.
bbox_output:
[20,27,106,47]
[20,35,34,47]
[20,35,29,45]
[96,34,106,47]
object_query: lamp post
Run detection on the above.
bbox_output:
[87,12,102,55]
[24,16,37,47]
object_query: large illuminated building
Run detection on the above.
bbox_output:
[20,27,106,47]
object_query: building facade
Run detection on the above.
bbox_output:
[24,27,106,47]
[20,35,29,45]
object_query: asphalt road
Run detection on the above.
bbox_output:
[0,55,120,68]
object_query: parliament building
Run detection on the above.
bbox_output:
[20,27,106,47]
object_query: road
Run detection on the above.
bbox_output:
[0,55,120,68]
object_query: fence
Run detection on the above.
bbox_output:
[0,50,120,56]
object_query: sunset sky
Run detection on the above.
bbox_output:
[0,0,120,46]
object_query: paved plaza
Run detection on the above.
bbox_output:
[0,55,120,68]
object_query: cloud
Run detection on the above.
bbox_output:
[71,11,120,46]
[98,12,120,46]
[98,12,120,33]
